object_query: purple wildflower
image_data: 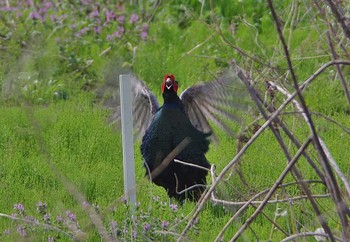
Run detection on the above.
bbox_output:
[105,10,116,22]
[43,213,51,222]
[1,6,16,11]
[141,31,148,40]
[88,9,99,19]
[106,35,113,41]
[113,26,124,38]
[110,220,117,237]
[79,26,90,35]
[29,11,41,20]
[36,201,47,214]
[106,34,114,41]
[161,221,170,229]
[56,215,63,223]
[25,216,39,223]
[110,220,117,230]
[133,230,137,238]
[117,15,125,25]
[38,7,47,15]
[17,225,26,237]
[129,13,138,24]
[3,229,10,235]
[60,14,67,21]
[121,195,128,204]
[65,210,76,222]
[81,0,92,5]
[50,14,58,23]
[48,236,55,242]
[93,26,102,34]
[143,223,151,231]
[82,201,90,207]
[141,23,149,32]
[169,203,178,212]
[43,1,53,8]
[13,203,25,214]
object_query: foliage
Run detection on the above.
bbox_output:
[1,0,350,241]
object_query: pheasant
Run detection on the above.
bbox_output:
[106,65,247,202]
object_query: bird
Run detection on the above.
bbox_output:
[140,74,212,201]
[103,63,248,202]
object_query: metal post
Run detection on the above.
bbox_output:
[119,74,136,205]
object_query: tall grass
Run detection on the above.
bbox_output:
[1,0,350,241]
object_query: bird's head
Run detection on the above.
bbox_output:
[161,74,178,93]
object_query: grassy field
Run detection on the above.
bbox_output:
[1,1,350,241]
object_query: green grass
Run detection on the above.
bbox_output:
[1,93,348,241]
[1,0,350,241]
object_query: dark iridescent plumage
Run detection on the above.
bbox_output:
[106,66,248,202]
[141,75,211,201]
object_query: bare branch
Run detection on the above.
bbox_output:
[326,31,350,111]
[229,137,313,241]
[147,137,192,181]
[268,1,349,239]
[324,0,350,40]
[281,231,343,242]
[0,213,74,240]
[319,139,350,199]
[178,60,350,241]
[174,159,211,172]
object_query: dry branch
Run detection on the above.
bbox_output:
[178,60,350,241]
[324,0,350,40]
[281,231,343,242]
[326,31,350,110]
[270,81,350,199]
[0,213,74,240]
[146,137,191,181]
[268,1,349,239]
[229,137,313,241]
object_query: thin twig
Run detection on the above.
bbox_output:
[311,111,350,135]
[319,139,350,199]
[178,60,349,241]
[147,137,192,181]
[326,31,350,110]
[174,173,208,196]
[324,0,350,40]
[229,137,313,241]
[211,166,290,239]
[281,231,343,242]
[174,159,211,171]
[0,213,74,240]
[270,80,350,199]
[179,33,215,60]
[239,62,335,241]
[268,1,349,240]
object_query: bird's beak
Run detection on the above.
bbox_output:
[165,78,173,89]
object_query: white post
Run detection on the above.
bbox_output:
[119,74,136,205]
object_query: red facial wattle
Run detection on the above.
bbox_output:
[161,74,178,93]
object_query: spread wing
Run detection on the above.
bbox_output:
[179,67,249,142]
[130,76,159,140]
[99,74,159,140]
